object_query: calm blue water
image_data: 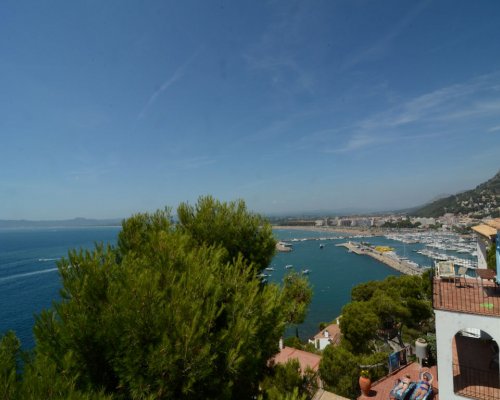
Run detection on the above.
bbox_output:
[1,227,438,348]
[0,227,121,349]
[272,230,402,339]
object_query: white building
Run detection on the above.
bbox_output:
[433,219,500,399]
[412,217,436,228]
[472,219,500,269]
[308,323,341,351]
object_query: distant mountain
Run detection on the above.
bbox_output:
[0,217,122,229]
[412,171,500,218]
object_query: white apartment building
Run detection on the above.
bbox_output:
[433,219,500,399]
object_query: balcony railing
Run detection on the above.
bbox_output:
[433,277,500,317]
[453,363,500,400]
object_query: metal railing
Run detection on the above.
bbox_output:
[453,363,500,400]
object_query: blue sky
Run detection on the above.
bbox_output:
[1,0,499,219]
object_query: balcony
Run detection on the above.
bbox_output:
[453,364,500,400]
[433,277,500,317]
[453,334,500,400]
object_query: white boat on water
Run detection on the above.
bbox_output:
[266,267,275,271]
[301,269,310,275]
[285,264,293,269]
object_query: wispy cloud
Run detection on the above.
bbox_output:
[341,0,431,71]
[138,50,200,120]
[361,72,500,129]
[244,52,315,94]
[178,156,216,170]
[301,71,500,153]
[242,3,315,95]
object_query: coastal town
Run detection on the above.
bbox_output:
[267,172,499,398]
[1,1,499,397]
[271,217,500,400]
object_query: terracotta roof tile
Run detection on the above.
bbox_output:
[272,346,321,372]
[472,224,497,238]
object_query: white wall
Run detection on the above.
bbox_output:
[435,310,500,399]
[476,238,488,269]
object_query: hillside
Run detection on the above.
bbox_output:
[413,171,500,218]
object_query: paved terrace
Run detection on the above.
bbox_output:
[357,363,439,400]
[433,276,500,317]
[433,276,500,399]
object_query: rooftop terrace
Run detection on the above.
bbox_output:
[433,275,500,317]
[357,363,439,400]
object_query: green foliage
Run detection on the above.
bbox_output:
[281,273,313,325]
[351,280,383,302]
[303,343,320,355]
[452,225,471,235]
[282,337,319,355]
[487,242,497,270]
[359,351,389,382]
[341,274,433,352]
[321,273,434,399]
[259,387,307,400]
[0,331,21,400]
[423,333,437,365]
[339,303,379,354]
[284,336,303,350]
[177,195,277,272]
[19,199,312,399]
[261,359,312,400]
[319,344,360,398]
[319,343,388,399]
[20,352,112,400]
[0,332,112,400]
[382,219,420,228]
[117,208,172,260]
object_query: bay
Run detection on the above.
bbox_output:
[272,229,401,340]
[1,227,442,349]
[0,227,121,349]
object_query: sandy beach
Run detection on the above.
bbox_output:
[272,225,385,237]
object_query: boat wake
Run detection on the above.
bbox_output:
[0,268,59,283]
[38,258,60,262]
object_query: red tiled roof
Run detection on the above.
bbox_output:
[272,346,322,372]
[314,324,341,341]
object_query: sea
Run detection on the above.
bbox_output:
[0,227,468,349]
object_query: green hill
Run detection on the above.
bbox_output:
[412,170,500,218]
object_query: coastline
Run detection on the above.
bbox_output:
[272,225,385,237]
[336,242,422,275]
[274,225,424,275]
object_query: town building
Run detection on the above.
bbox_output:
[433,218,499,399]
[308,323,341,351]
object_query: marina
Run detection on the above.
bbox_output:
[276,229,479,271]
[336,241,423,275]
[0,227,485,347]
